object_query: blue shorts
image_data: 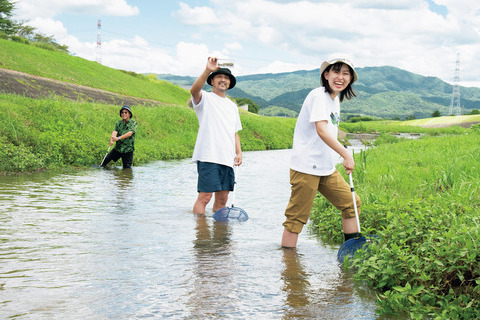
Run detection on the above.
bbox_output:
[197,161,235,193]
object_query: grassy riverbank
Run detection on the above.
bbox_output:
[0,39,297,173]
[340,117,478,135]
[0,39,189,105]
[1,93,296,173]
[310,125,480,319]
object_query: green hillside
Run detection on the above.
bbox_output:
[158,67,480,119]
[0,39,190,105]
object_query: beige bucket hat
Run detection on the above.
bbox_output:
[320,57,358,83]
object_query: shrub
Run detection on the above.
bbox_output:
[349,116,375,123]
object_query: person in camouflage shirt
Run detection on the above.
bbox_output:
[101,105,137,169]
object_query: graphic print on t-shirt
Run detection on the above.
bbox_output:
[330,112,340,127]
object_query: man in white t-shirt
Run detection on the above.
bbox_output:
[190,57,243,214]
[282,57,362,248]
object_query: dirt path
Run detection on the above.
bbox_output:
[419,120,479,128]
[0,68,167,106]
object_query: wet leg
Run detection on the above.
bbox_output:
[282,228,299,248]
[213,190,229,212]
[193,192,212,214]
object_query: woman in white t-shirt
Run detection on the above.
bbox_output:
[282,57,361,248]
[190,57,243,215]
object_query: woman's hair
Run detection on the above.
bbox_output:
[321,62,356,102]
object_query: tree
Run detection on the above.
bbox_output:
[0,0,69,53]
[431,110,441,117]
[32,32,69,52]
[9,19,69,52]
[0,0,15,35]
[234,97,260,114]
[12,22,36,39]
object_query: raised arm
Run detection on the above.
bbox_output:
[190,57,218,104]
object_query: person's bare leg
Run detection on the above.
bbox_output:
[212,190,229,212]
[282,228,299,248]
[342,217,359,234]
[193,192,213,214]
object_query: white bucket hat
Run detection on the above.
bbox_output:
[320,57,358,84]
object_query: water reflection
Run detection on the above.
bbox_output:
[188,216,235,318]
[113,167,134,188]
[282,248,310,313]
[111,168,135,213]
[281,247,376,320]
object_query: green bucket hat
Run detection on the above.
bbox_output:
[120,105,132,117]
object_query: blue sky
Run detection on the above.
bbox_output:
[12,0,480,88]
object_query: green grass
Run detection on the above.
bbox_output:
[310,128,480,319]
[0,93,296,173]
[405,115,480,126]
[0,39,190,105]
[340,119,471,135]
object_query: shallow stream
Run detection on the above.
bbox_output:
[0,149,406,319]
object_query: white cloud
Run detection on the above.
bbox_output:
[216,0,480,82]
[258,60,313,74]
[9,0,480,87]
[26,17,69,38]
[15,0,139,19]
[174,2,221,26]
[225,42,243,51]
[91,38,222,77]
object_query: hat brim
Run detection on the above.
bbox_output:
[120,106,133,117]
[320,59,358,84]
[207,69,236,89]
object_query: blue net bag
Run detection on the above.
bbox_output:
[213,206,248,222]
[337,235,377,263]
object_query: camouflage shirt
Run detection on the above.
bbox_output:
[114,119,137,153]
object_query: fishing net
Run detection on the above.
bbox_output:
[213,206,248,222]
[337,235,377,263]
[212,165,248,222]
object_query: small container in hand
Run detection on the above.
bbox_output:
[217,59,234,68]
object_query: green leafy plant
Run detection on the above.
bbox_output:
[310,129,480,318]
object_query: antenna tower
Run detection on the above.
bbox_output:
[96,19,102,64]
[449,53,461,116]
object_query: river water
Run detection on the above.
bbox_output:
[0,149,401,319]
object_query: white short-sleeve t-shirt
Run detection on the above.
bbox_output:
[290,87,341,176]
[192,90,242,168]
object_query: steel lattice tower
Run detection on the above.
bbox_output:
[449,53,461,116]
[96,20,102,64]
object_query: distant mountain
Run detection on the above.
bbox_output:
[156,66,480,119]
